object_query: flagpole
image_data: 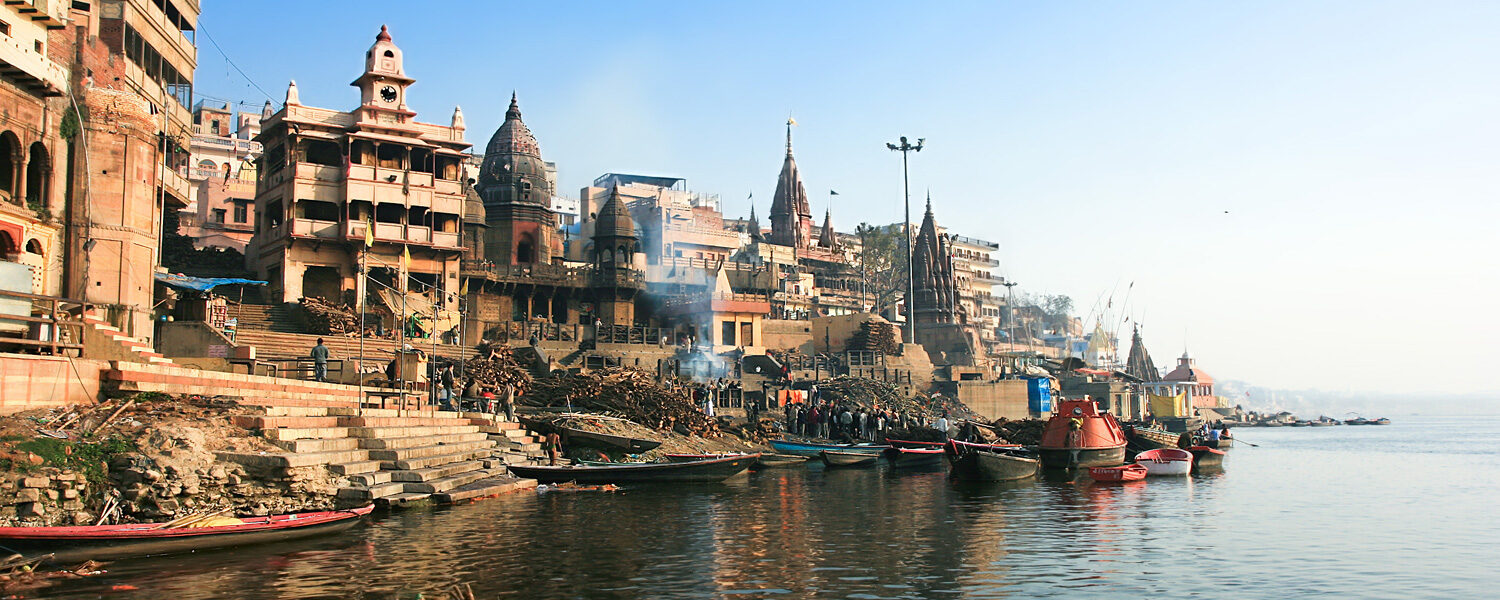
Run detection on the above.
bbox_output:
[358,247,365,417]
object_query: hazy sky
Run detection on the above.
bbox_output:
[193,1,1500,395]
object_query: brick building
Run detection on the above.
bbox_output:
[0,1,68,297]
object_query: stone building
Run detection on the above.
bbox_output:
[476,93,559,267]
[909,199,983,363]
[250,26,470,315]
[949,233,1001,350]
[177,100,266,251]
[0,1,68,298]
[766,121,812,249]
[60,0,200,341]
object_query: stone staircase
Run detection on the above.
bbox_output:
[221,406,544,508]
[81,313,175,366]
[226,302,304,334]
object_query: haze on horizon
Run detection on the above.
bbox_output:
[193,1,1500,396]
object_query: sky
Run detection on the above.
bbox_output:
[191,1,1500,396]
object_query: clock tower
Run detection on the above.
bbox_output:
[351,25,415,124]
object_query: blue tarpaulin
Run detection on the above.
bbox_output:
[155,273,267,293]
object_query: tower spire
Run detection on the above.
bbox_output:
[785,118,794,156]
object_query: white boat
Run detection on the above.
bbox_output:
[1134,448,1192,476]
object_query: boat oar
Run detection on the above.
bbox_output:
[1233,439,1259,447]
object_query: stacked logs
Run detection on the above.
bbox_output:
[455,345,533,395]
[299,297,358,335]
[813,376,979,420]
[519,368,720,436]
[992,418,1046,446]
[847,320,899,354]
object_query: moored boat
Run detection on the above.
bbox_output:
[820,450,880,468]
[1344,417,1370,426]
[508,454,757,484]
[882,446,946,469]
[769,439,889,457]
[0,505,375,562]
[1201,437,1233,450]
[1371,417,1392,425]
[884,438,947,449]
[1134,448,1192,476]
[1188,445,1227,471]
[1124,425,1180,452]
[1038,398,1128,469]
[663,453,746,463]
[753,453,811,469]
[946,442,1038,481]
[1088,464,1147,483]
[560,427,663,453]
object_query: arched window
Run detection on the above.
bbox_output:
[0,131,19,203]
[25,142,48,207]
[24,239,42,254]
[516,233,536,264]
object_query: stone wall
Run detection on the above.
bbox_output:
[942,379,1031,421]
[761,319,813,351]
[0,354,105,414]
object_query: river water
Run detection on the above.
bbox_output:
[43,415,1497,599]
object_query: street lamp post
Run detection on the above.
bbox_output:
[886,136,923,345]
[1001,280,1018,355]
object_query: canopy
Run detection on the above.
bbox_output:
[155,273,267,293]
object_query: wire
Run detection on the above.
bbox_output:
[196,20,277,106]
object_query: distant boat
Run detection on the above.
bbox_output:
[882,446,946,469]
[770,440,889,457]
[1134,449,1192,476]
[1188,446,1227,471]
[946,442,1038,481]
[1038,398,1127,469]
[820,450,880,468]
[508,454,756,484]
[1371,417,1392,425]
[1088,464,1147,483]
[1344,417,1371,426]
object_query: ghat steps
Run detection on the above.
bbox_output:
[218,406,543,506]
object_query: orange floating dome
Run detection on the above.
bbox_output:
[1038,397,1128,469]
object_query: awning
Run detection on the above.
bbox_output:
[155,273,268,293]
[348,130,432,148]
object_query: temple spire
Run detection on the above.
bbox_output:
[786,117,796,156]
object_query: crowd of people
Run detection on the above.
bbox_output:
[781,400,948,443]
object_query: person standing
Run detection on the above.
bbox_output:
[501,383,517,422]
[310,338,330,382]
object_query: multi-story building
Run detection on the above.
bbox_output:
[250,26,470,314]
[0,0,68,298]
[578,173,737,289]
[178,101,266,251]
[59,0,200,341]
[949,233,1001,349]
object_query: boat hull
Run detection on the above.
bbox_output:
[1202,438,1233,450]
[948,450,1038,481]
[0,506,374,562]
[1089,464,1147,482]
[1038,445,1126,469]
[820,450,879,468]
[1135,449,1193,476]
[753,453,811,469]
[882,447,946,469]
[1188,446,1227,471]
[508,454,756,483]
[561,428,663,453]
[769,440,889,457]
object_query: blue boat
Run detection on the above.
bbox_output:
[769,440,890,457]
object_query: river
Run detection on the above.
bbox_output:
[42,415,1497,599]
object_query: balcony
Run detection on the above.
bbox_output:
[373,222,404,241]
[0,32,67,96]
[406,225,431,244]
[591,267,645,289]
[158,165,191,207]
[346,220,368,241]
[291,219,340,239]
[295,163,343,183]
[461,260,586,287]
[432,231,460,248]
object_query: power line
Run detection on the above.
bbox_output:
[197,20,277,106]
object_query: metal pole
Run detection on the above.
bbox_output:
[357,249,365,416]
[887,137,923,345]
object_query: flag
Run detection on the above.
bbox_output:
[830,190,839,196]
[459,278,468,296]
[402,245,410,270]
[364,218,374,247]
[787,117,797,126]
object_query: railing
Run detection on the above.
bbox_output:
[461,260,586,285]
[292,219,340,239]
[0,290,85,356]
[432,231,461,248]
[407,225,431,244]
[591,268,645,288]
[595,324,673,346]
[158,164,191,203]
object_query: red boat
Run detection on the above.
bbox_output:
[1088,464,1148,482]
[884,438,947,449]
[0,505,375,562]
[946,439,1023,452]
[882,446,947,468]
[1039,397,1129,469]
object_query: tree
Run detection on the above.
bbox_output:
[854,223,909,316]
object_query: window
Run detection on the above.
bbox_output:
[0,21,9,36]
[233,202,247,223]
[211,209,226,223]
[34,40,42,53]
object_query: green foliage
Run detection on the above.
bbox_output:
[854,223,910,314]
[131,391,171,404]
[25,199,51,223]
[13,436,138,486]
[60,106,84,140]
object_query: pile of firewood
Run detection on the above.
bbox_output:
[519,368,720,436]
[723,417,779,444]
[992,418,1046,445]
[456,345,533,395]
[299,297,358,335]
[847,319,899,354]
[813,376,978,420]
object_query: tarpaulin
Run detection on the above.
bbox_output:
[154,273,267,293]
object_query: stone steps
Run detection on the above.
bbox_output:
[347,425,481,439]
[431,476,536,504]
[403,468,494,494]
[329,460,381,476]
[382,447,494,471]
[262,427,353,441]
[348,471,395,487]
[365,439,493,462]
[358,432,489,450]
[375,492,432,508]
[390,460,486,483]
[269,437,363,453]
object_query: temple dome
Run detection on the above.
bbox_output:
[477,93,549,205]
[593,187,636,240]
[462,180,486,226]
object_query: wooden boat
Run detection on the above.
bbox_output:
[820,450,879,468]
[1188,445,1227,471]
[1088,464,1147,482]
[1134,448,1192,476]
[560,427,662,453]
[769,439,889,457]
[1371,418,1391,425]
[754,453,811,469]
[0,505,375,562]
[1202,437,1234,450]
[1038,398,1128,469]
[510,454,756,483]
[884,438,947,449]
[1124,425,1180,452]
[946,442,1038,481]
[663,453,746,463]
[1344,417,1370,426]
[882,446,946,469]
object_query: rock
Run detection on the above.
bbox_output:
[62,489,78,500]
[122,485,146,501]
[71,511,92,525]
[45,489,59,501]
[227,474,241,486]
[143,469,163,482]
[208,465,228,480]
[15,489,40,503]
[18,502,44,517]
[153,498,180,513]
[181,484,199,496]
[20,477,49,489]
[62,499,84,511]
[168,484,182,496]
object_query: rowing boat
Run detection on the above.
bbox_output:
[769,440,889,457]
[882,446,946,469]
[1088,464,1147,482]
[946,442,1038,481]
[559,427,663,453]
[0,505,375,562]
[753,453,811,468]
[1134,448,1192,476]
[1188,445,1227,471]
[508,454,756,484]
[820,450,879,468]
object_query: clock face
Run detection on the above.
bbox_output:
[379,85,398,103]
